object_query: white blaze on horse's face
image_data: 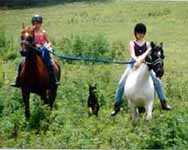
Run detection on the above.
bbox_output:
[124,63,155,122]
[158,51,161,57]
[25,32,29,38]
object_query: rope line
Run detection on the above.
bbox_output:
[31,47,135,64]
[53,52,135,65]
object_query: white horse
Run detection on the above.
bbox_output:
[124,42,164,121]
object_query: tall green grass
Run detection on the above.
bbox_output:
[0,0,188,149]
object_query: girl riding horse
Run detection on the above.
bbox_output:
[12,15,59,88]
[11,15,61,119]
[111,23,172,116]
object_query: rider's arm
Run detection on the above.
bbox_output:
[138,41,151,62]
[43,30,52,47]
[129,41,151,69]
[129,41,138,60]
[129,41,151,63]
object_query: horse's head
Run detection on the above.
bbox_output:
[89,84,97,94]
[146,41,165,78]
[20,24,35,56]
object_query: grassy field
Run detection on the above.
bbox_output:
[0,0,188,148]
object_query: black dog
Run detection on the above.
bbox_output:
[87,84,99,117]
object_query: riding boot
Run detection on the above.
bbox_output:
[160,100,172,110]
[111,103,121,116]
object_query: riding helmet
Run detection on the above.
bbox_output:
[32,15,43,24]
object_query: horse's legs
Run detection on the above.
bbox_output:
[129,101,139,122]
[145,101,153,121]
[21,88,30,120]
[131,107,139,124]
[48,88,57,109]
[133,107,139,122]
[41,92,48,105]
[43,88,57,109]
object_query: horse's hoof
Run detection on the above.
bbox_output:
[10,83,20,88]
[89,107,93,114]
[132,118,139,125]
[55,82,60,86]
[145,116,152,121]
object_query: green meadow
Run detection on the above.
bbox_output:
[0,0,188,148]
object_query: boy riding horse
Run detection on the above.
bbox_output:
[11,15,59,88]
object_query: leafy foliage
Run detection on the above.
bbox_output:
[0,0,188,149]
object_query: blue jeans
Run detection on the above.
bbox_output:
[39,46,53,69]
[114,60,166,106]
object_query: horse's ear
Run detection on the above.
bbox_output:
[150,41,155,48]
[22,23,25,29]
[160,42,163,48]
[88,82,92,88]
[94,83,97,87]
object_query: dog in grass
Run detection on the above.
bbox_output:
[87,84,99,117]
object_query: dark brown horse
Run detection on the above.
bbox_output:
[18,26,61,119]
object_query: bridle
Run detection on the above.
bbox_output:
[145,57,163,66]
[145,49,164,70]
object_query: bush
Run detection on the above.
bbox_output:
[148,9,171,17]
[1,88,22,116]
[111,40,127,59]
[60,34,110,57]
[0,30,6,48]
[29,97,51,131]
[0,29,18,61]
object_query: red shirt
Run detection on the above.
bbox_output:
[34,31,47,46]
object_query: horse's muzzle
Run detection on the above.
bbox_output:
[20,49,28,57]
[156,68,164,79]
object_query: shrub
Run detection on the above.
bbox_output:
[0,30,6,48]
[29,97,51,131]
[0,29,17,61]
[59,34,110,58]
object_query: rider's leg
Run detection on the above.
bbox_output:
[111,72,127,116]
[111,62,133,116]
[41,47,59,87]
[150,71,172,110]
[115,68,130,104]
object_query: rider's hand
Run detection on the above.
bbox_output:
[44,42,53,53]
[36,44,41,48]
[136,56,144,63]
[44,42,52,49]
[134,61,141,69]
[134,56,144,69]
[48,43,52,48]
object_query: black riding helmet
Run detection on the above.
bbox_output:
[32,15,43,24]
[134,23,147,35]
